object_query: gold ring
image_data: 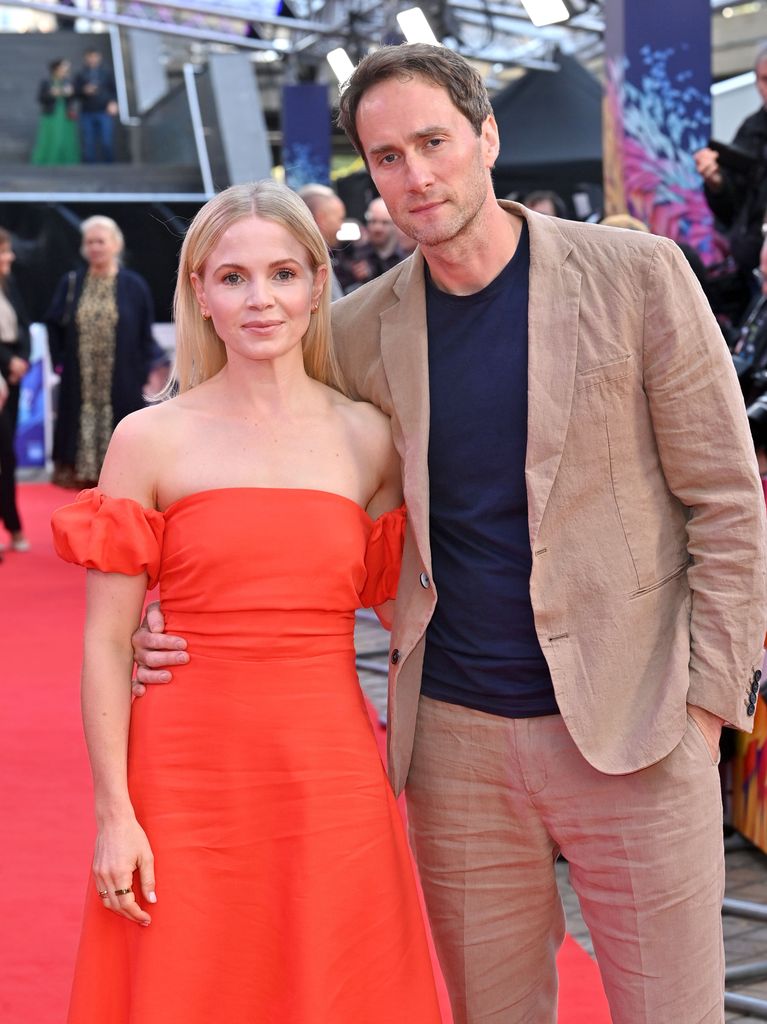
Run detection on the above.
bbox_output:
[97,890,108,898]
[113,887,132,896]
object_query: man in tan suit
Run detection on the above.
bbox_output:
[134,45,766,1024]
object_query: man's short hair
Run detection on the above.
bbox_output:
[336,43,493,159]
[756,41,767,68]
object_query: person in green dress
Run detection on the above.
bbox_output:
[31,58,80,166]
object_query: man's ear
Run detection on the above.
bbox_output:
[481,114,500,169]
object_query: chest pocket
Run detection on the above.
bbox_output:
[575,354,633,392]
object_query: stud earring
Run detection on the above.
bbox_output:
[201,311,210,320]
[311,303,319,313]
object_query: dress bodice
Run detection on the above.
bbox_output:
[52,487,405,659]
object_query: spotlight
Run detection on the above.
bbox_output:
[396,7,440,44]
[327,47,356,85]
[337,221,362,242]
[520,0,572,27]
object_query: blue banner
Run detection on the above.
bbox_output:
[15,357,46,467]
[281,83,331,189]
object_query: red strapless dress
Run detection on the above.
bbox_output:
[52,487,441,1024]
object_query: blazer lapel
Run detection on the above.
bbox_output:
[379,250,432,567]
[378,204,580,562]
[516,205,582,548]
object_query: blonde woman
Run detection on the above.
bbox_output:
[52,182,441,1023]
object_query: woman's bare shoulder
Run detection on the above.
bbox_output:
[330,389,393,443]
[110,396,188,444]
[100,398,192,504]
[328,390,402,510]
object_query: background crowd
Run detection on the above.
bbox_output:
[3,43,767,566]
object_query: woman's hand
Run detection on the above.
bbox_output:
[93,815,157,926]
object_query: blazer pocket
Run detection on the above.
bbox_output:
[686,712,722,767]
[628,561,689,599]
[575,353,633,391]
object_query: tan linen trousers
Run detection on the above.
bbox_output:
[406,696,725,1024]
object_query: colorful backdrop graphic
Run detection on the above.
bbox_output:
[603,0,722,262]
[733,692,767,854]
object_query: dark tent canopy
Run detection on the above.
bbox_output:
[491,51,603,214]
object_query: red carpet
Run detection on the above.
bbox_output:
[1,483,611,1023]
[1,483,93,1023]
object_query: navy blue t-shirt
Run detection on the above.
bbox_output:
[421,223,558,718]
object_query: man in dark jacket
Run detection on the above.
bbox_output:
[74,49,118,163]
[695,44,767,315]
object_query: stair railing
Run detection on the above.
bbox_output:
[0,0,344,52]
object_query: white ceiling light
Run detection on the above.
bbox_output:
[326,47,355,85]
[520,0,571,27]
[337,220,362,242]
[396,7,440,44]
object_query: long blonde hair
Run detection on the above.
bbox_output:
[168,180,345,395]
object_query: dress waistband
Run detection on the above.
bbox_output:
[163,608,358,661]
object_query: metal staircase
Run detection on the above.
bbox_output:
[0,3,278,201]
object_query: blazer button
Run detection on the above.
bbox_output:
[747,701,756,716]
[391,649,400,665]
[419,571,430,589]
[752,680,760,694]
[754,669,762,683]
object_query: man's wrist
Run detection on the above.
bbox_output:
[687,703,724,726]
[687,704,725,752]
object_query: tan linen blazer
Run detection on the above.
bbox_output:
[331,201,767,796]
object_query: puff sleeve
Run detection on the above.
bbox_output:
[358,504,406,608]
[51,488,165,589]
